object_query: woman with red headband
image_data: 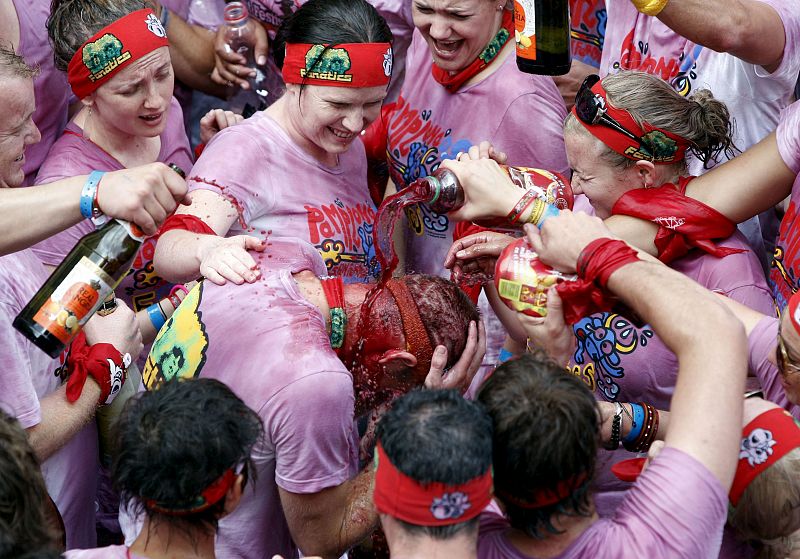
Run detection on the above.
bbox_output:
[441,70,775,547]
[154,0,393,285]
[64,378,263,559]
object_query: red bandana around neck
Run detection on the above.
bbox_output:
[572,80,691,165]
[145,468,237,516]
[373,442,492,526]
[730,408,800,506]
[431,9,514,93]
[67,9,169,99]
[282,43,393,88]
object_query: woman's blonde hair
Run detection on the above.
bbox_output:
[564,70,737,173]
[729,448,800,558]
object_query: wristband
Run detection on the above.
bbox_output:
[631,0,668,16]
[146,302,167,331]
[507,189,538,224]
[525,198,560,227]
[577,238,640,289]
[604,402,623,450]
[167,293,182,310]
[80,171,105,219]
[622,402,645,445]
[497,347,515,364]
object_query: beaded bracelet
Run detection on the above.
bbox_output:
[146,302,167,331]
[604,402,624,450]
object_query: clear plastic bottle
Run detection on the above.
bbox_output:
[222,2,270,117]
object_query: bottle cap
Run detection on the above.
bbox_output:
[223,2,249,24]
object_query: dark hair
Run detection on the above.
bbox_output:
[273,0,393,69]
[477,354,598,538]
[114,378,263,534]
[47,0,147,71]
[376,389,493,540]
[404,274,481,371]
[0,410,57,557]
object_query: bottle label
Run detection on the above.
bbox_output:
[514,0,537,60]
[32,256,115,344]
[117,219,146,242]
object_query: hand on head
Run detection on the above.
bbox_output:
[200,109,244,143]
[212,20,268,89]
[424,319,486,392]
[97,163,191,236]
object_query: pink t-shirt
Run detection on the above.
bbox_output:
[188,112,379,282]
[772,98,800,309]
[138,237,358,559]
[15,0,71,186]
[66,546,146,559]
[477,447,727,559]
[570,0,606,69]
[31,97,193,313]
[568,231,774,516]
[748,316,800,418]
[601,0,800,176]
[0,249,99,550]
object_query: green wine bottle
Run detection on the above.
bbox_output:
[514,0,572,76]
[13,164,186,358]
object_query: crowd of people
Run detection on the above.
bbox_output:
[3,0,800,558]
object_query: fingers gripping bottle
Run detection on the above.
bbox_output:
[13,164,186,358]
[222,2,272,117]
[410,165,573,230]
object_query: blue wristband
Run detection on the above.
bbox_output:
[536,204,560,228]
[146,303,167,331]
[622,403,645,445]
[497,348,515,364]
[80,171,105,219]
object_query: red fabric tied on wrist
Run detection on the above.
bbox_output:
[67,9,169,99]
[65,332,126,406]
[554,238,640,324]
[611,177,745,263]
[373,442,492,526]
[282,42,392,88]
[156,214,216,239]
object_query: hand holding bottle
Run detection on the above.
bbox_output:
[83,299,143,366]
[212,8,268,89]
[438,157,526,221]
[96,162,190,236]
[197,234,266,285]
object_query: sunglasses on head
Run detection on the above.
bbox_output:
[574,74,646,146]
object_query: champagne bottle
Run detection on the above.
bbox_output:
[514,0,572,76]
[13,164,186,358]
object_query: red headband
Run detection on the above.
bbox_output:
[385,279,435,378]
[788,291,800,335]
[373,442,492,526]
[496,473,587,509]
[67,9,169,99]
[730,408,800,506]
[282,43,392,88]
[572,80,691,164]
[145,468,236,516]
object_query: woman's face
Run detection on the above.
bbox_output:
[566,131,642,219]
[86,47,174,139]
[412,0,503,73]
[288,84,387,157]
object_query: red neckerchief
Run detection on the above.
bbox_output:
[431,9,513,93]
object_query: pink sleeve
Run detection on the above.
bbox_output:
[267,371,357,494]
[0,303,42,429]
[187,128,275,225]
[755,0,800,83]
[608,447,727,557]
[748,316,800,418]
[490,91,570,176]
[776,100,800,174]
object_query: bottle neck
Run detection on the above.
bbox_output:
[224,2,249,25]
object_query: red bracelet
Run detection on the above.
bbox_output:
[577,238,640,289]
[168,293,182,310]
[506,190,538,224]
